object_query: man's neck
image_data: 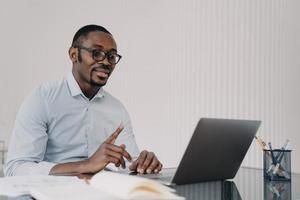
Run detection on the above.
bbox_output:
[72,70,101,100]
[82,88,99,100]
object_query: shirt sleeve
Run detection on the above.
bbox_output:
[4,86,56,176]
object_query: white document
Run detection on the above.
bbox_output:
[1,172,184,200]
[89,171,184,199]
[0,175,80,197]
[30,182,117,200]
[30,171,184,200]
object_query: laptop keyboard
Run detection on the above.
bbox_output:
[159,176,173,182]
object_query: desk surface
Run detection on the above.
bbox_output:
[1,167,299,200]
[175,167,300,200]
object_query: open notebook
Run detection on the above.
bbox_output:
[30,171,184,200]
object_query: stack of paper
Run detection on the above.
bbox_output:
[0,172,184,200]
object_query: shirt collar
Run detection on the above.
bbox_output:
[67,72,105,99]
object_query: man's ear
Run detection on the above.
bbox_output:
[69,47,77,62]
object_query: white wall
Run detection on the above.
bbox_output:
[0,0,299,172]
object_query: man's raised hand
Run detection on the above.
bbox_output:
[85,124,132,173]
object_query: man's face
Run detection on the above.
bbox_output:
[71,31,118,88]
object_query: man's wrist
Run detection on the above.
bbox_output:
[49,159,91,175]
[78,159,90,173]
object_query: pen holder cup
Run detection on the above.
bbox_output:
[263,149,291,181]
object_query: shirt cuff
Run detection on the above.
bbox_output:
[14,161,57,176]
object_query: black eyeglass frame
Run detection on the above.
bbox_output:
[74,45,122,64]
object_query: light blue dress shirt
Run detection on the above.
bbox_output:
[4,73,140,176]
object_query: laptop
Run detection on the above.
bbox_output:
[135,118,261,185]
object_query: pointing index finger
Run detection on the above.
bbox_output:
[106,124,124,144]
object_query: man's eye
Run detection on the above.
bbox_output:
[107,54,116,60]
[93,50,104,58]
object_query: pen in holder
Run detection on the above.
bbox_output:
[263,149,291,181]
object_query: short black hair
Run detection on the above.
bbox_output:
[71,24,112,47]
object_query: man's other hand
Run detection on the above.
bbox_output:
[129,150,162,174]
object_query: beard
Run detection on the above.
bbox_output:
[89,66,111,87]
[90,78,107,87]
[77,53,112,88]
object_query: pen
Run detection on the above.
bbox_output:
[254,135,272,160]
[281,139,290,150]
[268,142,276,165]
[272,149,286,176]
[272,140,290,178]
[267,142,277,174]
[255,136,276,175]
[254,136,269,150]
[275,139,290,161]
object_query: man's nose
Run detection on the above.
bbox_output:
[98,56,110,66]
[97,62,110,71]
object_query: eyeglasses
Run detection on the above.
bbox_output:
[75,46,122,64]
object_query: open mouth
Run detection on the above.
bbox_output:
[93,68,110,79]
[95,71,108,78]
